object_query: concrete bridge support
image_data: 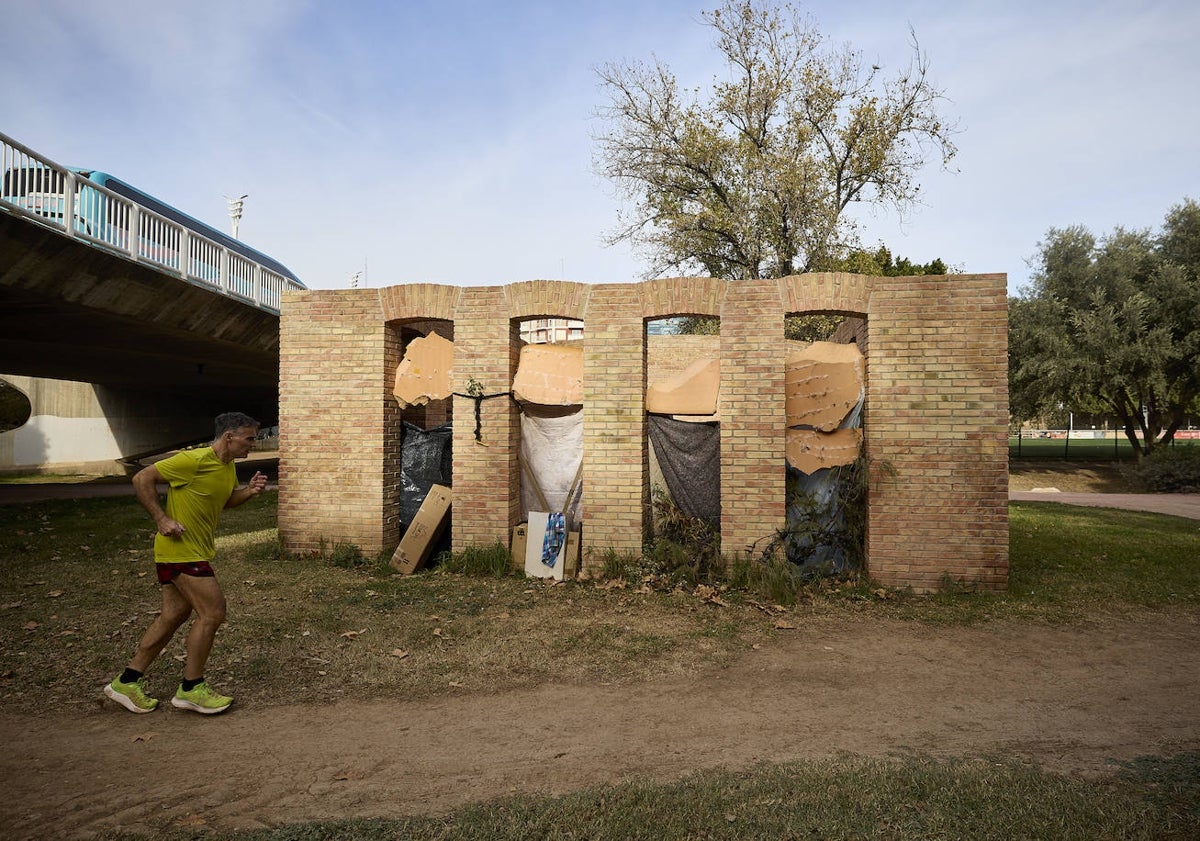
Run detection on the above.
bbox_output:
[0,374,232,474]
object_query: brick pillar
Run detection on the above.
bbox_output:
[452,287,518,550]
[866,274,1009,591]
[720,279,786,558]
[278,289,394,552]
[582,284,647,567]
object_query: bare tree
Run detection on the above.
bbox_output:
[594,0,958,280]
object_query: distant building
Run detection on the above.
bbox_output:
[520,318,583,344]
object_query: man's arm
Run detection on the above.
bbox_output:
[225,471,269,509]
[132,464,185,538]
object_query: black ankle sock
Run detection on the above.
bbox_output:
[181,676,204,691]
[120,668,143,684]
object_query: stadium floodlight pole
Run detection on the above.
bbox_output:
[225,194,248,239]
[349,271,361,288]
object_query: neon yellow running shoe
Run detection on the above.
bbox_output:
[170,681,233,715]
[104,676,159,713]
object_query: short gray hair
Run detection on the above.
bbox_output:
[215,412,260,437]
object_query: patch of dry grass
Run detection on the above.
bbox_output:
[0,494,776,716]
[1008,460,1135,493]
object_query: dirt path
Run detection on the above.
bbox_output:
[3,613,1197,839]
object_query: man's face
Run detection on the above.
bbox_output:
[224,426,258,459]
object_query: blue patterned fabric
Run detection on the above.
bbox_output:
[540,511,565,567]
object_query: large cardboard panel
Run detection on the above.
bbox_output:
[393,332,454,409]
[785,341,864,431]
[512,343,584,405]
[390,484,452,575]
[785,427,863,474]
[524,511,566,580]
[646,357,719,416]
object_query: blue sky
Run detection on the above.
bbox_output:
[3,0,1197,296]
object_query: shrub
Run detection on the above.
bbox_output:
[1131,445,1200,492]
[646,486,723,585]
[328,541,366,569]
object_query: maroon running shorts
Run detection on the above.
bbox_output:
[156,561,216,584]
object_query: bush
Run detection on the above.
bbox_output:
[1131,445,1200,492]
[646,486,723,585]
[328,540,366,568]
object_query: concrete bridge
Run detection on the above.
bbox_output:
[0,131,303,472]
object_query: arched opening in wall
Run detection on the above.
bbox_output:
[782,311,868,578]
[0,378,32,432]
[513,316,584,580]
[392,319,455,561]
[644,316,721,577]
[0,377,38,472]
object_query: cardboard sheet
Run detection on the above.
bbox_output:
[393,332,454,409]
[785,427,864,474]
[646,357,719,416]
[785,341,864,431]
[512,343,584,405]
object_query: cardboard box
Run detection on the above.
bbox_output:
[510,523,528,572]
[565,529,580,578]
[390,484,452,575]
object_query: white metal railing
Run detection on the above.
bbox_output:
[0,130,302,314]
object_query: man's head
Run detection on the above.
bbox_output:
[213,412,260,461]
[215,412,260,438]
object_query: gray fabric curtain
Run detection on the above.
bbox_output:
[647,416,720,522]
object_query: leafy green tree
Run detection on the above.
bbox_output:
[594,0,958,281]
[824,244,948,277]
[675,244,950,337]
[1009,199,1200,457]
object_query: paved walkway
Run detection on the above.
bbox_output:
[1009,491,1200,520]
[3,482,1198,520]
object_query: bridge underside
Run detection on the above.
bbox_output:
[0,209,282,424]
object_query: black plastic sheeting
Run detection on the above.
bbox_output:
[647,415,720,522]
[784,395,865,575]
[784,462,860,575]
[400,422,453,559]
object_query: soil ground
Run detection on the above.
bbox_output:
[2,612,1197,839]
[2,461,1197,837]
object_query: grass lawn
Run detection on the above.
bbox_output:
[1,493,1197,839]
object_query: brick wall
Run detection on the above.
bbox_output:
[863,274,1009,590]
[280,272,1008,590]
[647,334,721,384]
[278,289,397,552]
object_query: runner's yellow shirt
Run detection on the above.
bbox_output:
[153,447,237,564]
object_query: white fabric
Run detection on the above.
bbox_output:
[519,404,583,525]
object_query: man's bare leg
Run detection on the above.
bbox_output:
[170,573,227,681]
[127,582,192,674]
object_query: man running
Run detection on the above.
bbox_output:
[104,412,268,715]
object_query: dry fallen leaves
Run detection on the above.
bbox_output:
[389,649,410,659]
[131,732,157,743]
[694,585,729,607]
[339,628,367,639]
